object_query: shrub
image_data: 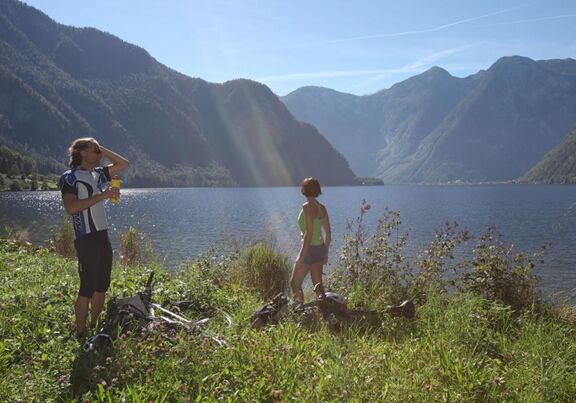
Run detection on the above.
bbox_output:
[459,227,544,313]
[120,226,155,266]
[330,201,542,313]
[234,242,290,300]
[410,221,470,304]
[329,201,412,310]
[51,220,75,258]
[9,180,21,191]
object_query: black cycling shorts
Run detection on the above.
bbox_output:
[74,230,113,298]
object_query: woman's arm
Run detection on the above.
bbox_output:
[297,203,313,263]
[322,205,331,263]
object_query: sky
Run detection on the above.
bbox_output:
[22,0,576,96]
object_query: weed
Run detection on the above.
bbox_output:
[120,227,155,266]
[233,242,290,300]
[50,220,75,258]
[460,227,544,313]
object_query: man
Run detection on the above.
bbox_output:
[59,138,129,336]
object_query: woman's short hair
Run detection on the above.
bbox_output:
[68,137,95,168]
[301,177,322,197]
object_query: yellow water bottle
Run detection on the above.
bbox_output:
[110,175,121,204]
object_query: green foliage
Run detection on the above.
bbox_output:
[120,227,155,267]
[459,227,544,312]
[330,201,545,315]
[330,201,470,309]
[411,221,470,303]
[232,242,290,300]
[8,179,21,191]
[331,202,411,309]
[1,239,574,401]
[0,145,37,176]
[125,160,237,188]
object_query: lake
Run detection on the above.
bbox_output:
[1,185,575,300]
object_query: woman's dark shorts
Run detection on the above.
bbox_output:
[74,230,113,298]
[303,244,327,265]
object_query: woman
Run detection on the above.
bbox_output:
[290,177,331,304]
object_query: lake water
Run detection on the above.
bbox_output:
[1,185,575,300]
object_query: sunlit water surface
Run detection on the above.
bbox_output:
[1,185,575,299]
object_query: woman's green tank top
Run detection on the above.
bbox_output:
[298,201,324,246]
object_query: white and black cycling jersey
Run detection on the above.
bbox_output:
[59,166,111,239]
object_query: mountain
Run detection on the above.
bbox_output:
[522,129,576,183]
[283,56,576,183]
[0,0,356,187]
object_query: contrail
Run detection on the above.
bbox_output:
[257,69,396,82]
[485,14,576,26]
[351,42,486,90]
[285,6,522,48]
[257,42,485,84]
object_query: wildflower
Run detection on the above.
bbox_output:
[100,379,107,387]
[272,389,282,398]
[106,356,112,364]
[58,375,67,385]
[24,372,33,380]
[178,383,186,392]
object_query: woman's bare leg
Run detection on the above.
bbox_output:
[290,262,309,303]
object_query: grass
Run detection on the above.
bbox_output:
[0,237,575,402]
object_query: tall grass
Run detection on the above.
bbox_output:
[232,242,290,300]
[1,238,574,401]
[120,226,155,266]
[50,220,75,259]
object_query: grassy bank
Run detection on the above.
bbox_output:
[1,235,575,402]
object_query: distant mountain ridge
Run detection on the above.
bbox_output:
[282,56,576,183]
[523,129,576,184]
[0,0,356,187]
